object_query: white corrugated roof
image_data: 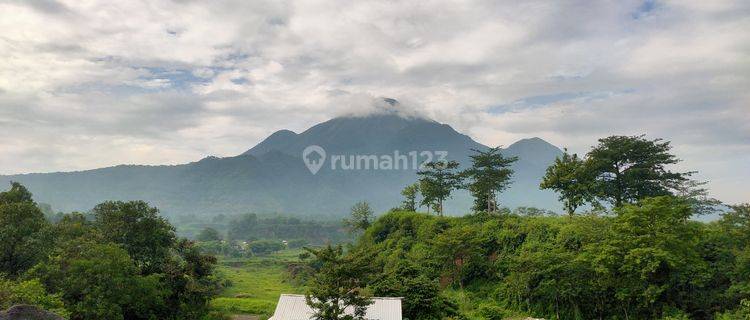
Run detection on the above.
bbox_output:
[269,294,402,320]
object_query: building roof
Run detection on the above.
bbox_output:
[269,294,402,320]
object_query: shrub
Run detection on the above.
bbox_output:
[0,278,68,318]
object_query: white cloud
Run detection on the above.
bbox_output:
[0,0,748,203]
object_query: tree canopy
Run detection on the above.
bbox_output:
[463,147,517,212]
[0,183,220,320]
[540,149,591,215]
[417,160,462,215]
[343,201,374,233]
[0,182,51,278]
[92,201,176,273]
[585,135,691,206]
[304,245,373,320]
[542,136,705,215]
[399,183,420,212]
[197,227,222,242]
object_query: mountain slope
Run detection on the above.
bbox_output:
[244,114,485,160]
[0,113,563,218]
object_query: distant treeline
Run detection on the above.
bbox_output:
[177,212,352,245]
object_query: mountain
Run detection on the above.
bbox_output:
[244,114,485,160]
[0,107,563,218]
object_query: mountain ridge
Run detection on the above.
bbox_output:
[0,113,563,218]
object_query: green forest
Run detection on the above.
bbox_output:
[325,200,750,319]
[292,136,749,320]
[0,186,223,319]
[1,135,748,320]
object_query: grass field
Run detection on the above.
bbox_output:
[211,249,306,319]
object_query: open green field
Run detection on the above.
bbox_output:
[211,249,306,319]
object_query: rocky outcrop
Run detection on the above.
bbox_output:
[0,305,64,320]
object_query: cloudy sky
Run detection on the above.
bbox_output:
[0,0,748,203]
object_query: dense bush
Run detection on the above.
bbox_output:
[0,278,67,317]
[0,183,220,320]
[249,240,285,255]
[197,227,223,241]
[287,239,309,249]
[346,198,750,320]
[0,183,52,278]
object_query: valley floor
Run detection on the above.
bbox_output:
[211,250,305,319]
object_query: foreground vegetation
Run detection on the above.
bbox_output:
[298,135,749,320]
[336,202,749,319]
[0,183,222,319]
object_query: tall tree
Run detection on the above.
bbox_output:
[0,181,34,205]
[418,161,462,216]
[92,201,176,273]
[0,182,51,278]
[400,183,420,212]
[28,199,219,319]
[161,239,221,319]
[585,135,691,207]
[540,149,592,215]
[53,212,99,244]
[594,196,703,318]
[462,147,517,213]
[305,245,373,320]
[32,240,166,320]
[720,203,750,308]
[369,261,459,320]
[227,213,258,240]
[673,179,722,216]
[196,227,222,242]
[721,203,750,245]
[343,201,374,233]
